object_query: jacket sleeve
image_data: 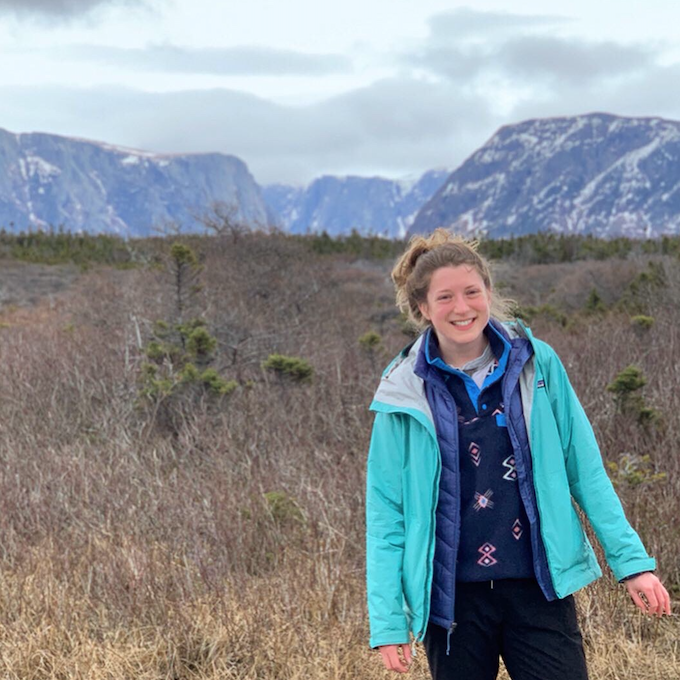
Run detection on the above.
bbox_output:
[542,346,657,581]
[365,411,410,648]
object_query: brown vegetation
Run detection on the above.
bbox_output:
[0,231,678,679]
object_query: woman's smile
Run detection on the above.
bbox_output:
[418,265,492,366]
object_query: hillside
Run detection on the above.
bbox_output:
[412,113,680,238]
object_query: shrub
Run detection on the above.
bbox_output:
[358,331,382,351]
[607,365,646,404]
[262,354,313,384]
[584,288,607,314]
[630,315,655,330]
[199,369,237,396]
[186,326,217,360]
[264,491,305,526]
[606,365,661,428]
[137,241,235,425]
[606,454,667,488]
[618,260,667,313]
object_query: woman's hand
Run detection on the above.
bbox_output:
[379,643,413,673]
[624,572,672,616]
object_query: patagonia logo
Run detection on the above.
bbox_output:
[537,379,546,389]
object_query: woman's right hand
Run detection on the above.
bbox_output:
[379,643,413,673]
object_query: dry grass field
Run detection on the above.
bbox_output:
[0,232,678,679]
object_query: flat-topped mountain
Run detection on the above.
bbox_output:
[0,128,271,235]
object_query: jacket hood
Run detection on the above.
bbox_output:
[371,333,433,422]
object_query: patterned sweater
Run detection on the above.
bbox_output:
[425,327,535,583]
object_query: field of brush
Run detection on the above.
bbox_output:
[0,230,678,679]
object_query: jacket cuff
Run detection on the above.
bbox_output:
[614,556,656,582]
[369,630,411,649]
[619,570,654,583]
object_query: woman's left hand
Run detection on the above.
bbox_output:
[624,572,672,616]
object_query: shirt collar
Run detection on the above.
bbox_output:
[424,321,510,372]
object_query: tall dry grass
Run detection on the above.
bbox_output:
[0,233,677,679]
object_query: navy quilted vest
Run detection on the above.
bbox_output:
[414,321,557,632]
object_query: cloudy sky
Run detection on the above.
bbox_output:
[1,0,679,185]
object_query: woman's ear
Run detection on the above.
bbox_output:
[418,302,430,322]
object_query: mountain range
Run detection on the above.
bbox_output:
[262,169,449,238]
[1,113,680,238]
[411,113,680,238]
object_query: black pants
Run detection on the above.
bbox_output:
[423,579,589,680]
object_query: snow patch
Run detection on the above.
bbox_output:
[89,171,107,196]
[121,155,143,166]
[19,156,61,183]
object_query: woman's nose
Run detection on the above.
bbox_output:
[452,295,469,313]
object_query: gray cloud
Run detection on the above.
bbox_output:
[426,8,571,41]
[499,37,655,84]
[59,44,352,76]
[508,62,680,123]
[0,0,150,18]
[0,79,493,185]
[404,24,658,86]
[404,44,488,81]
[1,49,678,187]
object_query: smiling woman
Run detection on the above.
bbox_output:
[366,228,671,678]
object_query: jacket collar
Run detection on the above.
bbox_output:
[370,319,535,425]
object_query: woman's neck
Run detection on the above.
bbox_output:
[439,335,490,369]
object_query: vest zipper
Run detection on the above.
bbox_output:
[445,391,461,657]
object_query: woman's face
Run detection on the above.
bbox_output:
[418,265,491,363]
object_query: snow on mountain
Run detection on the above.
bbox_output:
[410,113,680,239]
[6,113,678,241]
[0,127,270,236]
[263,169,450,238]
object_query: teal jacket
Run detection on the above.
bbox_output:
[365,322,656,649]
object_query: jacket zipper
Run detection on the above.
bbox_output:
[444,390,460,657]
[413,418,443,657]
[446,622,458,655]
[504,370,555,601]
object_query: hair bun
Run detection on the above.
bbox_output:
[392,236,429,288]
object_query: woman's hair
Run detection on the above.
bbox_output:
[391,228,515,331]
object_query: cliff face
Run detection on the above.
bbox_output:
[0,128,270,235]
